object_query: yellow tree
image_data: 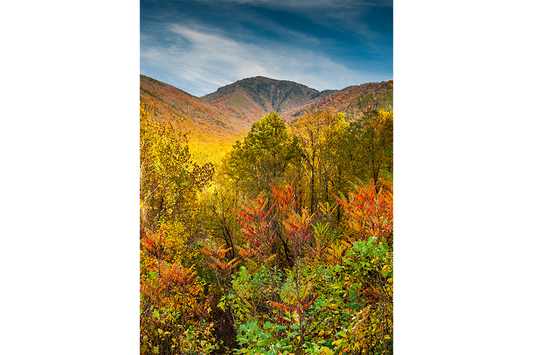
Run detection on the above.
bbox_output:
[348,109,393,186]
[292,108,348,214]
[140,102,214,234]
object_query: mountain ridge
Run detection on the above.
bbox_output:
[140,74,393,141]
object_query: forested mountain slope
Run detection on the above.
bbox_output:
[141,74,392,135]
[285,80,393,121]
[140,74,254,144]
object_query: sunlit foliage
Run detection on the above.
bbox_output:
[141,87,393,354]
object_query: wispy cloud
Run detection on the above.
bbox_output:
[141,23,379,96]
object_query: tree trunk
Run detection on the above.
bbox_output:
[310,166,315,213]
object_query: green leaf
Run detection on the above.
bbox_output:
[218,295,226,312]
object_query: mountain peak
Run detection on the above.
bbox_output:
[203,76,326,116]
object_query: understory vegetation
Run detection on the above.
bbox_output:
[140,101,393,354]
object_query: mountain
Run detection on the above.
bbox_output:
[202,76,338,121]
[201,76,392,123]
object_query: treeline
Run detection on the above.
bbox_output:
[140,102,393,354]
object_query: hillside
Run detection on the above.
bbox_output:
[284,80,393,121]
[140,75,254,144]
[140,74,258,164]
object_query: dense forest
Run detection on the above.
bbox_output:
[140,77,393,354]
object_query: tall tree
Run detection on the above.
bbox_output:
[349,109,393,186]
[223,112,302,198]
[292,108,347,213]
[140,102,214,234]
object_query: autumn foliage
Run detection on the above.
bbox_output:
[234,197,277,264]
[140,79,393,354]
[336,183,393,246]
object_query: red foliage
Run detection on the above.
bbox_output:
[336,183,393,245]
[142,228,168,261]
[200,244,241,276]
[234,197,277,264]
[271,180,316,260]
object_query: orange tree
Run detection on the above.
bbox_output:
[336,182,393,246]
[217,180,393,354]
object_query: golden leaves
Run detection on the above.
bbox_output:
[192,162,215,189]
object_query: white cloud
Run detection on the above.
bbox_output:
[140,24,378,96]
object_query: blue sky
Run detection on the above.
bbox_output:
[141,0,392,96]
